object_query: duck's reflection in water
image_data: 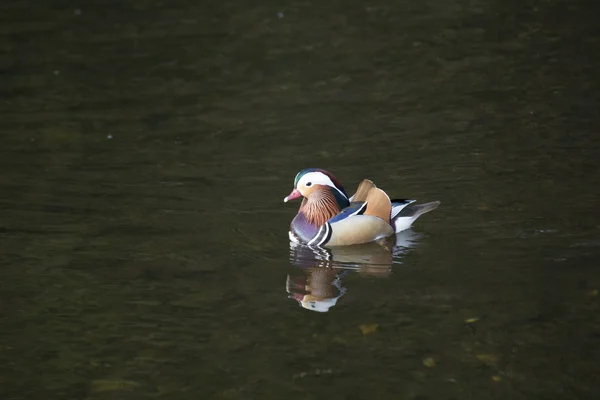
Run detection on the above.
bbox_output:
[286,230,419,312]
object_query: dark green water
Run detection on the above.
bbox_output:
[2,0,600,398]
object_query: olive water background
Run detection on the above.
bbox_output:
[1,0,600,399]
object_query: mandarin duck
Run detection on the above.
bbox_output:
[284,168,440,247]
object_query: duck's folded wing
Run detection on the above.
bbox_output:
[337,184,393,225]
[348,179,376,202]
[363,187,392,224]
[390,199,417,219]
[395,201,441,218]
[392,201,441,233]
[328,202,368,224]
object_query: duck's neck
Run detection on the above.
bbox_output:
[300,187,349,226]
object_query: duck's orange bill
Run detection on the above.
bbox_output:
[284,189,302,202]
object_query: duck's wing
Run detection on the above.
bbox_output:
[348,179,376,202]
[363,187,392,224]
[332,181,392,225]
[392,201,441,233]
[328,201,368,224]
[395,201,440,218]
[390,199,417,220]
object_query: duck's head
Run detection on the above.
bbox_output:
[283,168,348,203]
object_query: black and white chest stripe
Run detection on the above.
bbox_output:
[307,222,333,246]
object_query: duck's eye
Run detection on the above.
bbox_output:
[306,182,312,187]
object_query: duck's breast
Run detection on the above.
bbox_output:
[290,212,320,243]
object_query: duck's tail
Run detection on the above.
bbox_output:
[392,201,440,233]
[398,201,441,218]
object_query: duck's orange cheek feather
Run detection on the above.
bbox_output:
[303,184,327,197]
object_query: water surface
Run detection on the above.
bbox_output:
[1,0,600,399]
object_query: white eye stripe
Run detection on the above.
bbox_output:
[298,172,330,187]
[298,172,346,199]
